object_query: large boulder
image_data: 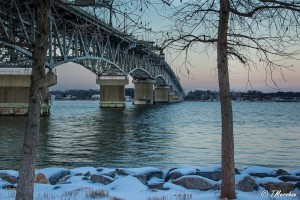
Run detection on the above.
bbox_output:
[236,176,258,192]
[278,175,300,182]
[276,169,289,176]
[35,173,49,184]
[165,171,183,182]
[0,174,18,184]
[241,166,276,178]
[115,169,131,176]
[49,170,70,185]
[195,171,222,181]
[145,170,163,180]
[118,167,163,181]
[172,175,214,191]
[263,183,295,193]
[148,182,165,190]
[132,174,147,185]
[295,182,300,190]
[90,174,114,185]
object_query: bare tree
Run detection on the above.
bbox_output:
[156,0,300,198]
[15,0,51,199]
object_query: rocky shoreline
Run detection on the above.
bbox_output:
[1,165,300,199]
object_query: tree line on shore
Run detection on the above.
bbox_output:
[49,89,300,101]
[186,90,300,101]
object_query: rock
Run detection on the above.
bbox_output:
[96,168,103,172]
[165,171,183,181]
[242,166,276,178]
[35,173,49,184]
[295,182,300,189]
[236,176,258,192]
[145,170,163,181]
[103,171,117,178]
[57,175,71,184]
[278,175,300,182]
[132,174,147,185]
[0,174,18,184]
[249,173,275,178]
[84,171,91,177]
[196,171,222,181]
[148,182,164,190]
[116,169,131,176]
[235,168,240,175]
[263,183,295,193]
[82,176,89,181]
[49,170,70,185]
[276,169,289,176]
[90,174,114,185]
[172,175,214,191]
[2,185,16,190]
[53,186,61,190]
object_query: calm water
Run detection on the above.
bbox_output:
[0,101,299,170]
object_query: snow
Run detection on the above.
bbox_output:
[241,166,276,175]
[0,165,299,200]
[0,170,19,177]
[255,177,283,185]
[289,169,300,176]
[120,167,161,175]
[36,168,67,179]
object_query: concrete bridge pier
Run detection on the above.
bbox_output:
[169,91,182,103]
[0,72,57,116]
[132,79,156,105]
[96,76,128,108]
[154,86,170,104]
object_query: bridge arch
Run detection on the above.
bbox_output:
[54,57,127,77]
[154,75,168,86]
[129,68,153,80]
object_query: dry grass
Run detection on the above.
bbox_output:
[174,193,193,200]
[147,196,168,200]
[109,196,126,200]
[85,189,109,198]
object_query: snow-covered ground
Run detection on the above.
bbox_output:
[0,165,299,200]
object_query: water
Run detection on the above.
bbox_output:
[0,101,299,170]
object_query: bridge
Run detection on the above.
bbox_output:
[0,0,184,115]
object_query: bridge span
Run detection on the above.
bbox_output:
[0,0,184,115]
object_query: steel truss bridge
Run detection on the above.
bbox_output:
[0,0,184,96]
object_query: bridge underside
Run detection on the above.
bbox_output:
[0,0,185,112]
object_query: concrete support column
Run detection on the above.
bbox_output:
[0,72,57,116]
[96,76,128,108]
[133,79,155,105]
[169,92,181,103]
[154,86,170,104]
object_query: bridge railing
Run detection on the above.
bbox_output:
[0,69,32,75]
[0,69,55,75]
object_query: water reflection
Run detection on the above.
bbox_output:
[0,101,299,170]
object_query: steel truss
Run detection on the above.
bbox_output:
[0,0,184,96]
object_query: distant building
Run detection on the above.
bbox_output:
[92,94,100,100]
[64,95,77,100]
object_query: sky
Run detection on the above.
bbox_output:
[51,56,300,93]
[50,2,300,93]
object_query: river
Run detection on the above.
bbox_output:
[0,101,299,170]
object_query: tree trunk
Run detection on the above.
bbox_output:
[15,1,51,200]
[217,0,236,199]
